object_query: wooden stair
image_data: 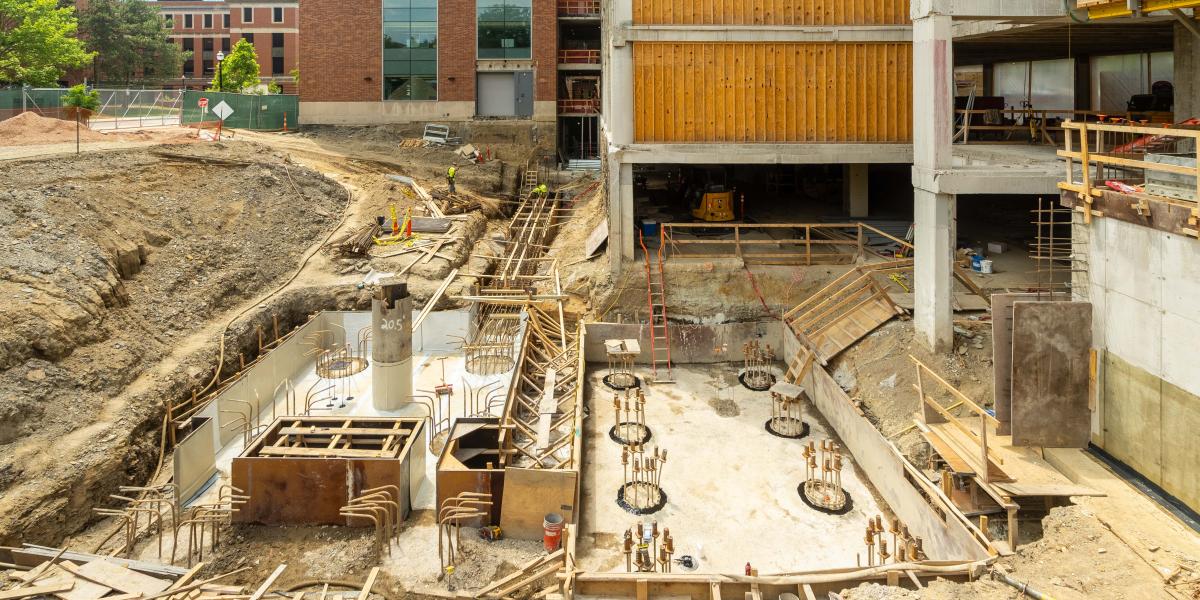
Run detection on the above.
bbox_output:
[783,260,907,364]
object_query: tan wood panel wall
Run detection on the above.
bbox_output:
[632,0,910,25]
[633,42,913,143]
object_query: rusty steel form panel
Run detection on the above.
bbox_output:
[633,0,910,25]
[633,42,913,143]
[231,417,424,525]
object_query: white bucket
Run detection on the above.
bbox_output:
[980,259,994,274]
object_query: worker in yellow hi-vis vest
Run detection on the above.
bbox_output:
[447,165,457,194]
[533,183,548,199]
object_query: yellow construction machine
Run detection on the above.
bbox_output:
[685,166,736,222]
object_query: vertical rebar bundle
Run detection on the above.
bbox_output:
[605,340,639,389]
[618,443,668,514]
[610,389,651,444]
[622,522,676,573]
[860,514,924,567]
[437,492,494,590]
[768,385,807,437]
[800,439,848,512]
[740,340,776,390]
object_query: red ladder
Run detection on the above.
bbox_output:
[639,229,673,382]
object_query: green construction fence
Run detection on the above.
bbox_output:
[181,91,298,131]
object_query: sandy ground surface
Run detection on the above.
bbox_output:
[576,364,888,575]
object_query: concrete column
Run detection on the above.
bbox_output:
[1175,21,1200,120]
[603,0,635,275]
[842,164,869,218]
[911,12,955,352]
[371,280,412,411]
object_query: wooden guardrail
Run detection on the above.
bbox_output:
[954,108,1174,145]
[660,222,912,265]
[558,49,600,64]
[1056,120,1200,224]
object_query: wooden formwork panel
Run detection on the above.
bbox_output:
[633,0,910,25]
[633,42,913,143]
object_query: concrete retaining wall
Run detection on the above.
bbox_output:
[583,320,782,364]
[1078,215,1200,510]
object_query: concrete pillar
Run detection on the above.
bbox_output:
[911,12,955,352]
[842,164,869,218]
[1175,21,1200,120]
[603,0,635,275]
[371,280,412,411]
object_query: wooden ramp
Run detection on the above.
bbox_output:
[783,260,907,364]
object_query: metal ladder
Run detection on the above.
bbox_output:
[522,170,539,195]
[639,230,673,382]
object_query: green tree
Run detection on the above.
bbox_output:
[0,0,94,85]
[62,83,98,110]
[208,38,259,92]
[79,0,187,85]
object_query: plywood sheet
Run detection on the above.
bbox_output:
[991,293,1043,436]
[633,42,913,143]
[500,468,577,541]
[74,559,171,595]
[1010,301,1092,448]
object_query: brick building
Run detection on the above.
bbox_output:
[298,0,602,160]
[153,0,299,92]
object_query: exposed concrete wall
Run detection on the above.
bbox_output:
[1176,21,1200,120]
[583,320,782,364]
[1077,215,1200,510]
[843,164,869,217]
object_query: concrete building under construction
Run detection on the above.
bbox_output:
[1,1,1200,600]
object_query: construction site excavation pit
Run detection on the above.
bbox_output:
[576,362,889,574]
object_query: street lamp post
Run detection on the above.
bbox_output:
[216,50,226,92]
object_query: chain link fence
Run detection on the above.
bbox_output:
[0,87,184,129]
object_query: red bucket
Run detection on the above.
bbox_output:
[543,513,564,552]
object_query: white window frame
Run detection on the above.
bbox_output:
[203,13,212,28]
[243,7,253,23]
[272,7,284,23]
[184,13,193,28]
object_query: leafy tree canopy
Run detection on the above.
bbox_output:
[79,0,188,84]
[208,38,259,92]
[0,0,94,86]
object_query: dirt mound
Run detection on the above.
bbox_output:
[0,112,109,146]
[826,318,994,459]
[0,142,349,544]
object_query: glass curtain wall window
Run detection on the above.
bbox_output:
[478,0,531,59]
[383,0,437,100]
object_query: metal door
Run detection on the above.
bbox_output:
[477,72,516,117]
[515,71,533,118]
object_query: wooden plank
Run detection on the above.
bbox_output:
[800,584,816,600]
[248,565,287,600]
[355,568,378,600]
[54,561,112,600]
[413,268,459,331]
[74,559,171,596]
[0,583,75,600]
[1010,301,1092,448]
[499,468,577,541]
[256,446,392,458]
[535,369,558,452]
[276,427,413,437]
[919,427,976,476]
